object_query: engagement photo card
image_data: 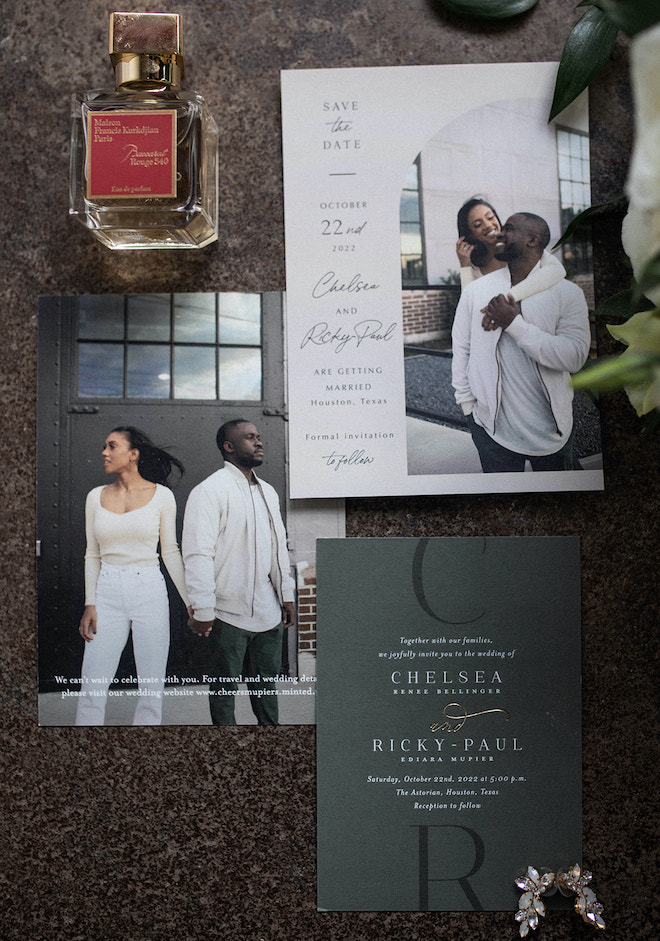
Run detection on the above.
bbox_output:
[281,63,604,498]
[316,536,582,911]
[37,293,343,727]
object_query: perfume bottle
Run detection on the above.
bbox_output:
[69,12,218,250]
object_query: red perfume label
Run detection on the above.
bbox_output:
[86,110,177,199]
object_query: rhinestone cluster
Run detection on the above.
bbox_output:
[514,866,556,936]
[558,863,606,930]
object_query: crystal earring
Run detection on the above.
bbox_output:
[514,866,556,936]
[557,863,606,929]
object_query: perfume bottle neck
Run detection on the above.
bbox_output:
[111,52,184,90]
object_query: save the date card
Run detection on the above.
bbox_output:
[316,537,582,910]
[281,64,603,498]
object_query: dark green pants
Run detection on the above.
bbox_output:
[467,413,576,473]
[208,619,283,726]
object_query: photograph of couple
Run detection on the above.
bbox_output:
[36,292,338,727]
[402,94,602,480]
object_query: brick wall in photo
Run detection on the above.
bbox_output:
[402,287,459,345]
[296,562,317,656]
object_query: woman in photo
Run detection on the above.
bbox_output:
[455,196,566,302]
[75,426,190,726]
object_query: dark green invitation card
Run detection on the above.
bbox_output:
[316,537,582,911]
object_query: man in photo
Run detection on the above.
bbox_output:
[182,419,296,725]
[451,212,591,473]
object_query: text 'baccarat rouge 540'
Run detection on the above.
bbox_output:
[69,11,219,249]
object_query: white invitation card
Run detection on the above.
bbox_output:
[281,63,604,498]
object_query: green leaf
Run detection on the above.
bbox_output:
[549,7,619,122]
[572,350,658,392]
[626,370,660,416]
[439,0,539,19]
[551,193,625,250]
[608,308,660,353]
[597,0,660,37]
[591,289,655,320]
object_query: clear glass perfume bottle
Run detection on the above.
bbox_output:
[69,12,218,250]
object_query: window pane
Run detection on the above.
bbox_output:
[78,343,123,397]
[219,348,262,401]
[402,256,424,282]
[403,163,418,189]
[400,191,420,224]
[560,179,573,207]
[127,345,170,398]
[557,153,571,179]
[401,224,422,256]
[173,346,216,399]
[569,134,583,158]
[173,294,216,343]
[219,294,261,345]
[556,129,570,155]
[127,295,170,341]
[78,296,124,339]
[401,159,424,286]
[557,129,592,280]
[570,156,583,182]
[574,181,588,209]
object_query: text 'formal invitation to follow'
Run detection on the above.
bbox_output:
[281,64,604,498]
[316,537,582,911]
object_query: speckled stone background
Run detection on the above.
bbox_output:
[1,1,658,939]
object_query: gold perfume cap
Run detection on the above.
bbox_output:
[109,12,185,88]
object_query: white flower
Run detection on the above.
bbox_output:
[621,22,660,305]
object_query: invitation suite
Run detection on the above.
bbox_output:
[316,537,582,910]
[281,64,604,498]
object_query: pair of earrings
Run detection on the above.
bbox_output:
[515,863,605,935]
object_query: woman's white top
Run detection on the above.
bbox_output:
[84,483,189,607]
[459,249,566,300]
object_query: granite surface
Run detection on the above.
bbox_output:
[1,0,658,939]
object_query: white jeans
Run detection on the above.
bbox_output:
[75,562,171,726]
